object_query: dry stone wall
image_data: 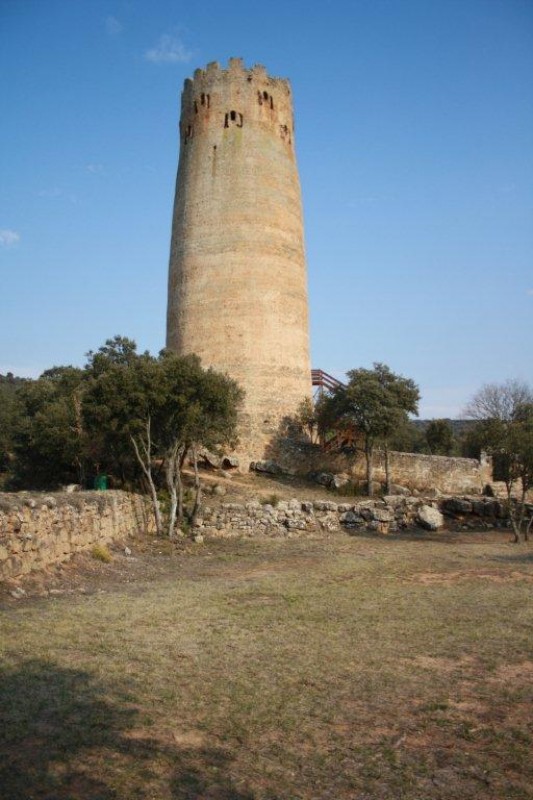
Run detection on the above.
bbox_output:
[195,495,509,538]
[0,491,152,581]
[263,437,492,495]
[352,451,492,494]
[1,489,517,582]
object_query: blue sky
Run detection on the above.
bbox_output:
[1,0,532,417]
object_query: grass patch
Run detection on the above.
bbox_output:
[1,534,532,798]
[259,493,281,507]
[91,544,112,563]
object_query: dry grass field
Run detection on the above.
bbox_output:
[1,528,532,799]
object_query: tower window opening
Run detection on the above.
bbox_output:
[225,111,243,128]
[270,96,274,110]
[263,91,268,100]
[279,124,291,143]
[194,101,198,114]
[201,93,205,105]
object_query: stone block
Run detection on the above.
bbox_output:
[417,505,444,531]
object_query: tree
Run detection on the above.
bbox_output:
[426,419,455,456]
[83,343,165,530]
[318,363,420,495]
[11,367,87,489]
[0,373,26,477]
[82,342,243,537]
[464,380,533,423]
[293,397,319,443]
[464,381,533,542]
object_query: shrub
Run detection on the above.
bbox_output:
[91,544,112,563]
[260,494,280,507]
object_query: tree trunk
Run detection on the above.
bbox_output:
[365,438,373,497]
[177,446,187,524]
[384,443,391,495]
[166,447,178,539]
[505,479,521,543]
[130,424,163,537]
[191,444,202,530]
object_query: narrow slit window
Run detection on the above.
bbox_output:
[224,113,229,128]
[230,110,236,121]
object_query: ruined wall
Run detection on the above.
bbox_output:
[352,451,493,495]
[264,436,493,495]
[0,491,152,581]
[166,58,312,465]
[194,494,509,538]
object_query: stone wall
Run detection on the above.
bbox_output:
[195,495,509,539]
[0,489,520,581]
[352,451,492,494]
[263,436,492,495]
[0,491,152,581]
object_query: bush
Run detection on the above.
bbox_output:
[260,494,280,507]
[91,544,112,563]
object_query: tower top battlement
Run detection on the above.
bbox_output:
[179,56,295,151]
[183,57,291,98]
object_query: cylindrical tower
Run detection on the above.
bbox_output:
[166,58,311,464]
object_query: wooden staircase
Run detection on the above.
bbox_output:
[311,369,357,451]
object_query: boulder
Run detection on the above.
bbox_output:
[339,510,361,527]
[315,472,334,487]
[332,472,350,490]
[417,505,444,531]
[251,460,282,475]
[372,507,393,523]
[221,455,239,470]
[441,498,473,515]
[198,449,221,469]
[389,483,411,496]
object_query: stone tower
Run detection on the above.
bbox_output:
[166,58,311,464]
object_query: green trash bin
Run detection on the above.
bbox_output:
[94,474,108,491]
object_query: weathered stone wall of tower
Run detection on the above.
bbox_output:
[166,58,311,465]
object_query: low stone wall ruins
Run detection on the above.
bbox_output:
[0,491,152,581]
[1,489,518,582]
[196,495,509,539]
[353,451,492,495]
[262,437,492,495]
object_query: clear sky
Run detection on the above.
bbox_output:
[1,0,532,417]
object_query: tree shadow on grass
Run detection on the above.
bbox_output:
[0,659,255,799]
[490,551,533,564]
